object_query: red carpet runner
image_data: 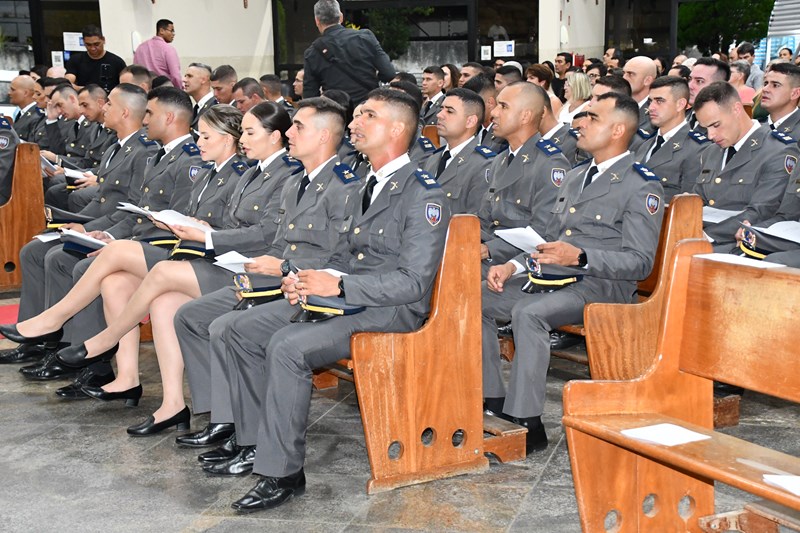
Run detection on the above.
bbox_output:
[0,304,19,338]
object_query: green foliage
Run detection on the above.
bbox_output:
[366,7,434,60]
[678,0,775,54]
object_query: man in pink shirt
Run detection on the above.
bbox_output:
[133,19,181,88]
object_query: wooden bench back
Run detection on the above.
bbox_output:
[349,214,487,493]
[674,257,800,403]
[421,124,441,148]
[0,143,44,290]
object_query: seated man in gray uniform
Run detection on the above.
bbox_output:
[0,84,156,367]
[482,93,664,454]
[761,62,800,135]
[0,116,21,206]
[172,97,360,452]
[9,74,45,142]
[634,76,710,202]
[219,88,448,512]
[538,89,584,167]
[422,87,494,215]
[693,81,799,252]
[478,82,570,271]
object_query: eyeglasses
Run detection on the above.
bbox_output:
[587,73,601,79]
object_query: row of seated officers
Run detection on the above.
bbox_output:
[1,60,800,513]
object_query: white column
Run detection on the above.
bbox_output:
[539,0,606,64]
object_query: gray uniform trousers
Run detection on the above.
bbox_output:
[481,276,617,419]
[223,299,418,476]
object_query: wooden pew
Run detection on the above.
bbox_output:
[421,124,441,148]
[0,143,44,291]
[500,193,704,370]
[318,215,524,494]
[563,241,800,532]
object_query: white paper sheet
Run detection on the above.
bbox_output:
[34,233,62,243]
[620,423,711,447]
[59,228,108,248]
[702,206,743,223]
[695,253,785,269]
[40,154,57,172]
[64,168,90,180]
[494,226,547,253]
[151,210,215,234]
[752,221,800,245]
[763,475,800,496]
[117,202,152,216]
[212,251,254,273]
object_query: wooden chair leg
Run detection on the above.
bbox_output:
[312,369,340,391]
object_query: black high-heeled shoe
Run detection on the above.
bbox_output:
[56,343,118,369]
[127,406,190,437]
[0,324,63,345]
[81,384,142,407]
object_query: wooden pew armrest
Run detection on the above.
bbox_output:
[563,412,800,511]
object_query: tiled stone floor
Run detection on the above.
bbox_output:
[0,310,797,532]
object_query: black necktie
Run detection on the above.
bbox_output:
[296,173,310,204]
[423,100,432,116]
[648,135,665,161]
[481,127,489,143]
[724,146,737,167]
[362,174,378,214]
[689,112,697,129]
[105,142,121,167]
[192,104,199,121]
[582,165,599,193]
[506,152,515,166]
[153,147,166,165]
[770,122,776,130]
[436,150,451,179]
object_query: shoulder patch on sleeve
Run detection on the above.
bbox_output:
[536,138,562,156]
[182,142,200,155]
[282,154,303,168]
[415,168,440,189]
[771,130,795,144]
[568,128,580,139]
[474,145,497,158]
[138,134,158,146]
[687,130,709,144]
[637,128,655,139]
[417,137,438,152]
[232,160,249,176]
[333,162,359,183]
[0,117,11,130]
[633,162,659,181]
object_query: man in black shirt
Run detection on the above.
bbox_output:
[65,25,126,93]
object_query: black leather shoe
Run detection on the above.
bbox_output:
[549,331,584,351]
[127,406,190,436]
[55,362,115,400]
[0,323,63,344]
[19,351,78,381]
[198,433,240,464]
[511,416,548,454]
[497,323,514,337]
[0,342,47,364]
[176,422,235,448]
[231,470,306,513]
[82,384,142,407]
[56,343,118,369]
[203,445,256,476]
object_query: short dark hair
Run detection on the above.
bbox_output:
[365,87,421,148]
[41,77,70,89]
[248,101,292,147]
[586,63,607,77]
[422,66,445,80]
[693,57,731,82]
[298,95,347,139]
[78,84,107,100]
[53,84,78,99]
[211,64,237,83]
[693,81,740,112]
[121,64,153,89]
[526,64,553,89]
[609,48,626,66]
[147,86,193,119]
[443,87,485,135]
[188,62,212,76]
[767,62,800,87]
[596,92,639,139]
[737,42,756,57]
[670,64,691,81]
[237,77,266,99]
[151,76,172,88]
[496,65,523,83]
[557,52,573,65]
[595,75,632,97]
[258,74,281,97]
[393,72,417,85]
[81,25,103,39]
[649,75,689,102]
[388,80,423,108]
[156,19,173,32]
[462,61,488,76]
[463,74,495,96]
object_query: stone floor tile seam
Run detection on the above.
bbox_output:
[306,388,357,430]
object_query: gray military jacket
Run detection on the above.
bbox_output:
[61,125,117,170]
[629,102,654,152]
[693,124,799,245]
[104,136,203,240]
[423,135,494,215]
[81,130,160,228]
[633,122,711,202]
[479,133,571,264]
[209,154,301,256]
[0,118,20,206]
[420,94,444,126]
[768,108,800,137]
[517,154,664,300]
[12,105,45,142]
[186,157,250,227]
[548,122,587,167]
[267,158,361,270]
[330,161,450,322]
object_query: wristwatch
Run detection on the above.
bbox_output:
[280,259,291,277]
[337,278,346,298]
[577,249,588,268]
